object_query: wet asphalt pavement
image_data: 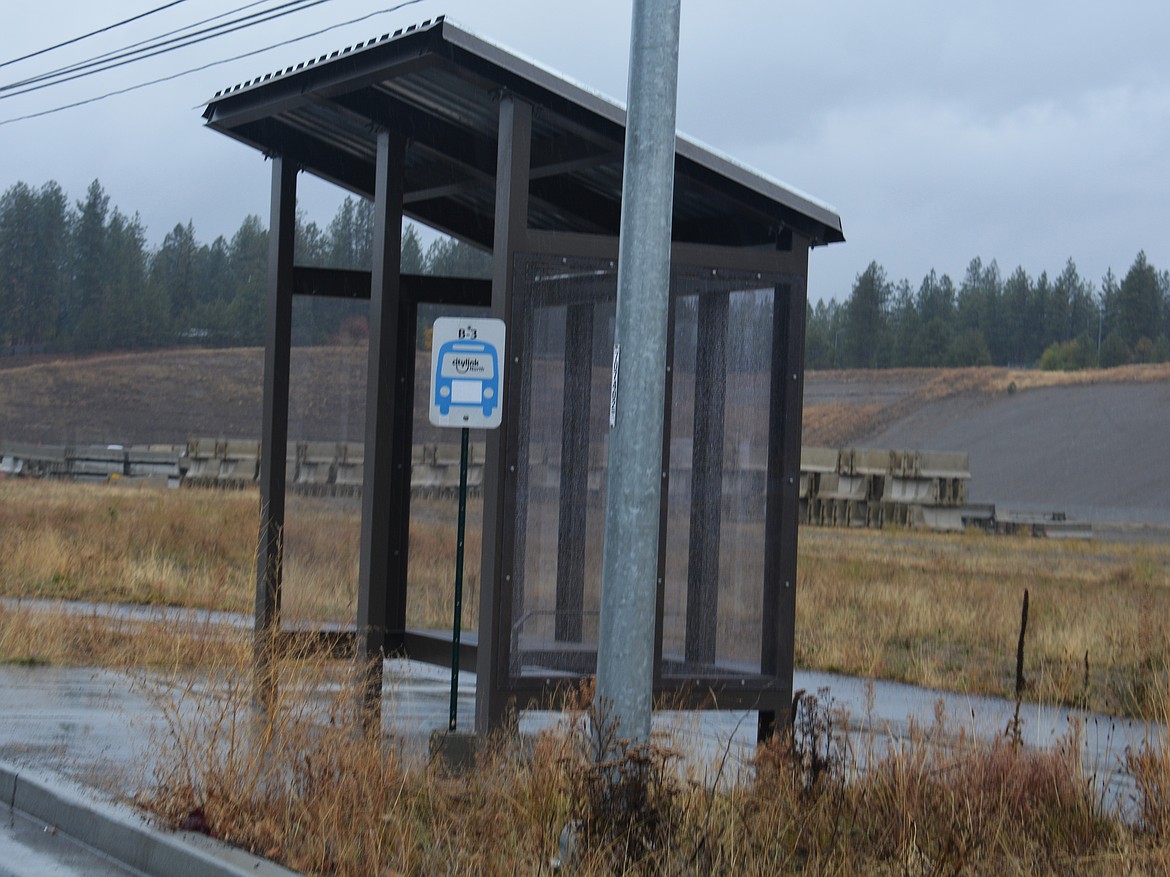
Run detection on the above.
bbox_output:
[0,660,1158,806]
[0,621,1163,877]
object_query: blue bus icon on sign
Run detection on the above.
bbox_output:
[435,339,499,418]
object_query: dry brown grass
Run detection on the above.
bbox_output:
[1125,677,1170,849]
[0,479,477,631]
[802,401,886,447]
[0,477,255,609]
[997,362,1170,392]
[3,478,1168,718]
[2,478,1168,872]
[739,696,1127,876]
[131,645,1169,876]
[0,601,248,669]
[139,642,579,876]
[798,527,1170,716]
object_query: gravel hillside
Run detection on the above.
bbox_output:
[2,351,1166,524]
[861,380,1170,525]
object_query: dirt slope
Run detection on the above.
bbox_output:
[2,351,1167,523]
[860,378,1170,524]
[0,348,366,446]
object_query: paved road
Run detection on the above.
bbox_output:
[0,803,141,877]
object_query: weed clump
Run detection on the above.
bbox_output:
[743,690,1125,876]
[554,681,684,873]
[856,725,1110,874]
[129,653,1169,876]
[1126,678,1170,844]
[137,643,579,876]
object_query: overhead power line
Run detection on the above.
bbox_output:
[2,0,338,99]
[0,0,428,127]
[3,0,277,89]
[0,0,194,71]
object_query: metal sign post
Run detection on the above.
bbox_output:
[449,425,470,731]
[429,316,506,732]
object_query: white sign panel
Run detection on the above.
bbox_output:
[429,317,507,430]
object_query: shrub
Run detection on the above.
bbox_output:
[1039,334,1097,371]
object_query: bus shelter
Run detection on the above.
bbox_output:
[202,17,844,738]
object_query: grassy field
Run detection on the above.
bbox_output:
[799,527,1170,716]
[1,477,1168,873]
[1,477,1166,715]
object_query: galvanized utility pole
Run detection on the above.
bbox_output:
[595,0,682,744]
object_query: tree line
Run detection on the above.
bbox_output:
[4,178,1168,371]
[0,179,490,355]
[808,254,1170,371]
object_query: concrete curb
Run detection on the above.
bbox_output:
[0,760,300,877]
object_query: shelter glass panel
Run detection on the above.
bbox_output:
[279,295,369,625]
[661,270,778,681]
[508,254,617,681]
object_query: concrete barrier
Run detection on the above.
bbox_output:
[1,436,1087,538]
[797,446,976,533]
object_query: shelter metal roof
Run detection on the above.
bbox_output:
[203,17,844,252]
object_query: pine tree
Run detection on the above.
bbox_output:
[1116,251,1161,347]
[888,280,919,366]
[423,236,492,278]
[401,223,425,274]
[296,213,328,267]
[841,261,891,368]
[1001,267,1035,365]
[0,181,67,349]
[67,180,111,351]
[1046,259,1095,349]
[327,197,375,270]
[912,271,955,366]
[957,258,1002,363]
[804,298,843,370]
[225,215,268,345]
[151,221,197,330]
[103,209,151,349]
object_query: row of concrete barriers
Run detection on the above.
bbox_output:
[0,440,182,484]
[1,436,968,526]
[800,446,971,531]
[1,437,1087,536]
[180,438,485,496]
[0,438,484,498]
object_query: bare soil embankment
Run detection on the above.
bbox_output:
[0,347,366,445]
[2,350,1167,523]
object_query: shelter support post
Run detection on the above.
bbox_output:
[652,291,677,692]
[254,156,296,710]
[758,255,809,743]
[357,129,409,724]
[555,302,594,643]
[476,95,532,734]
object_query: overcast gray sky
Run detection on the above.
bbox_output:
[2,1,1168,304]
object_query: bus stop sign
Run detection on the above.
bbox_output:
[429,317,506,430]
